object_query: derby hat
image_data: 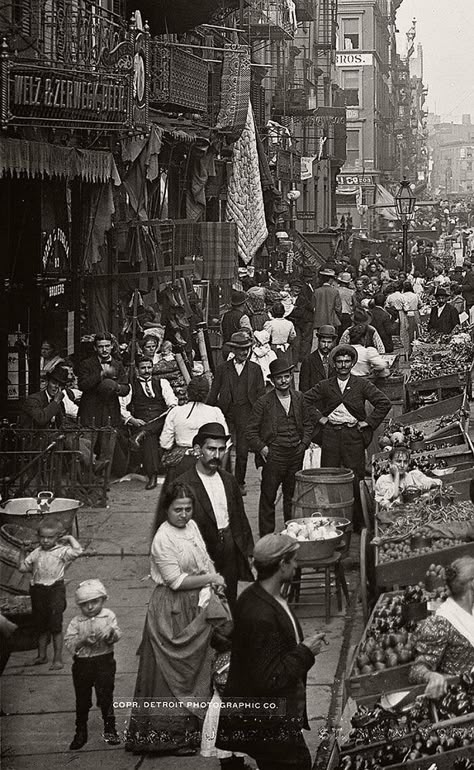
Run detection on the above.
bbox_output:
[231,289,248,306]
[319,268,336,278]
[228,331,252,349]
[317,324,338,339]
[193,422,231,445]
[46,364,70,386]
[330,344,358,363]
[337,272,352,285]
[269,357,294,378]
[435,287,450,297]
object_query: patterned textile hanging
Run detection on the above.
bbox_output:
[215,44,251,142]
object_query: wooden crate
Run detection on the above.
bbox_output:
[406,371,469,409]
[393,394,465,425]
[375,374,407,404]
[345,591,414,699]
[375,539,474,589]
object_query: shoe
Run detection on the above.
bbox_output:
[145,474,158,490]
[69,727,88,750]
[239,484,247,497]
[103,730,121,745]
[131,431,146,450]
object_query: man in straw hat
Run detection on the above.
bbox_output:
[299,325,337,393]
[159,422,254,607]
[246,357,313,536]
[216,533,326,769]
[304,344,390,530]
[209,332,265,496]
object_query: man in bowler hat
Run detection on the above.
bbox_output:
[246,357,313,536]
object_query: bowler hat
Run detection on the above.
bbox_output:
[231,289,248,306]
[436,287,449,297]
[330,344,358,363]
[337,272,352,285]
[46,364,70,386]
[193,422,230,445]
[317,325,338,338]
[269,357,294,378]
[228,331,252,349]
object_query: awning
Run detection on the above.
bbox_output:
[0,137,120,184]
[149,110,211,143]
[374,183,398,221]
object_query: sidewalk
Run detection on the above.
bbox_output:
[1,464,363,770]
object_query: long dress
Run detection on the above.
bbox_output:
[126,519,230,754]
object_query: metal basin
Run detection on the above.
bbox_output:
[0,494,81,534]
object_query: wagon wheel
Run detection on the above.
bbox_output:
[359,528,371,623]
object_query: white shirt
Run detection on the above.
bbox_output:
[20,543,83,585]
[328,379,357,425]
[160,402,229,450]
[437,303,447,317]
[276,392,291,415]
[150,519,215,589]
[375,470,441,507]
[64,608,121,659]
[351,346,389,377]
[233,360,246,376]
[120,378,177,424]
[196,470,230,530]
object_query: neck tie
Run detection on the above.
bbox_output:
[322,355,329,378]
[140,378,153,398]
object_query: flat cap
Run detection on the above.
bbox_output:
[253,534,299,565]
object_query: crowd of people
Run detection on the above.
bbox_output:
[11,236,474,769]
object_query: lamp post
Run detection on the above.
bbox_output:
[394,178,416,273]
[286,188,301,231]
[443,207,450,232]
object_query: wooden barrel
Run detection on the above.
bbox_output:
[292,468,355,523]
[0,524,36,595]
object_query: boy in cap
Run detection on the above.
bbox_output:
[18,518,82,669]
[65,579,121,750]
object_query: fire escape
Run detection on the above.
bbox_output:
[314,0,337,107]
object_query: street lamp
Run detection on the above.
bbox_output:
[287,188,301,231]
[395,178,416,272]
[443,207,450,231]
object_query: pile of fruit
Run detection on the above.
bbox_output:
[435,409,468,431]
[337,727,474,769]
[436,673,474,720]
[409,332,473,383]
[378,426,425,451]
[343,699,432,747]
[377,537,466,564]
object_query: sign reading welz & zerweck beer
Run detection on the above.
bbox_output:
[6,66,130,129]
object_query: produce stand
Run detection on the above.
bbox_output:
[406,371,470,410]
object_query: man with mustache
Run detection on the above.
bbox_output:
[155,423,253,608]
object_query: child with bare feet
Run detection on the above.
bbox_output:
[18,518,82,670]
[65,579,121,750]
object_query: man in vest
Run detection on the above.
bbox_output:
[221,290,252,360]
[120,357,178,489]
[208,331,265,495]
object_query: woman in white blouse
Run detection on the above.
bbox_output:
[160,375,229,481]
[400,280,421,356]
[126,482,229,756]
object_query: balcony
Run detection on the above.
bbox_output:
[246,0,295,41]
[149,42,209,114]
[295,0,315,22]
[2,0,129,71]
[267,146,301,182]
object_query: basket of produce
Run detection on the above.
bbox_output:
[282,518,343,560]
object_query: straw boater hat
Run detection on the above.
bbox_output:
[319,268,336,278]
[337,272,352,285]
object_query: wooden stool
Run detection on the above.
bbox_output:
[286,552,350,624]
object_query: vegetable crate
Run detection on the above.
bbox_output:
[406,371,470,410]
[374,537,474,590]
[345,591,414,700]
[389,393,465,427]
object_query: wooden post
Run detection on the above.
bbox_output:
[175,352,191,384]
[129,289,139,380]
[196,322,212,383]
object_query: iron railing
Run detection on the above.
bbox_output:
[2,0,129,72]
[0,425,117,507]
[149,41,209,113]
[246,0,295,40]
[294,0,314,22]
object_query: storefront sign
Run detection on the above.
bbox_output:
[296,211,316,220]
[337,174,376,187]
[336,53,373,67]
[42,228,70,274]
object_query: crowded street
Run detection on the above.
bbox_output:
[2,0,474,769]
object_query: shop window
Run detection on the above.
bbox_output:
[341,18,360,50]
[346,129,360,165]
[341,69,360,106]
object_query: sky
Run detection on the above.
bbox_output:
[395,0,474,123]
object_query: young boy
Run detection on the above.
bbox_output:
[64,579,121,750]
[18,519,82,670]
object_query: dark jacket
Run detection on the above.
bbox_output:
[216,582,314,756]
[287,292,314,329]
[208,359,265,416]
[462,270,474,307]
[246,389,313,453]
[428,304,460,334]
[304,374,391,432]
[163,465,254,582]
[370,305,394,353]
[299,350,336,393]
[76,355,129,428]
[19,390,65,429]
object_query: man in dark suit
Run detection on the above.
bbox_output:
[216,534,325,770]
[247,358,313,536]
[208,331,265,495]
[156,423,254,608]
[76,333,130,462]
[20,364,69,428]
[428,289,460,334]
[299,325,337,393]
[304,344,391,530]
[120,357,177,489]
